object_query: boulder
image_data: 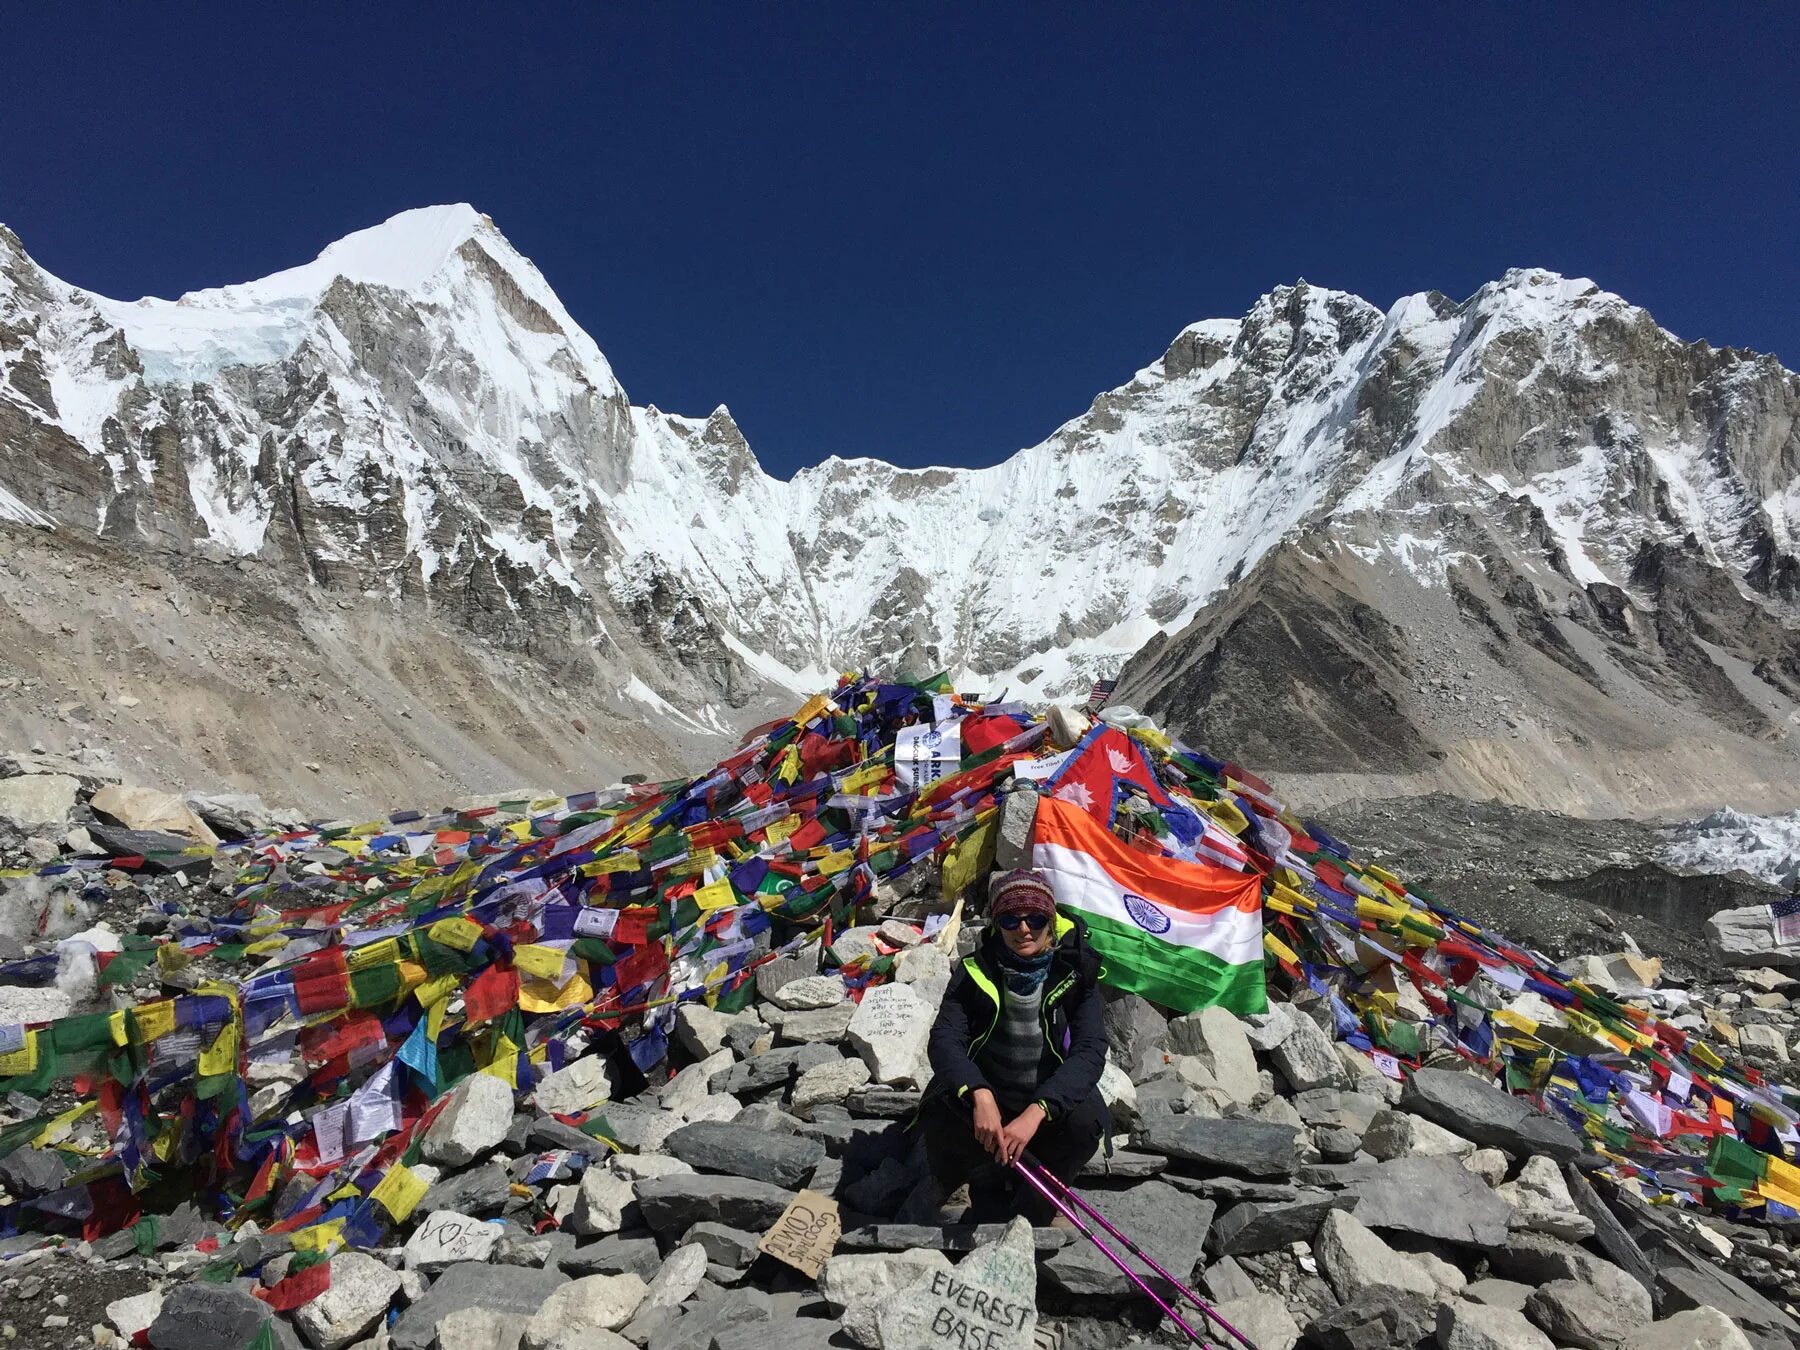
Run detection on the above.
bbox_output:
[1313,1209,1435,1307]
[86,821,211,872]
[778,1003,858,1043]
[643,1243,709,1310]
[420,1072,514,1167]
[1165,1006,1260,1105]
[1208,1195,1339,1255]
[432,1308,527,1350]
[1362,1107,1475,1161]
[674,1004,742,1059]
[1496,1155,1594,1242]
[1208,1292,1300,1350]
[682,1222,763,1270]
[846,982,933,1085]
[1266,1003,1349,1092]
[90,784,220,845]
[147,1283,286,1350]
[1628,1308,1755,1350]
[392,1263,570,1350]
[1042,1180,1213,1296]
[1103,994,1169,1078]
[1401,1067,1582,1160]
[1133,1114,1301,1178]
[635,1174,797,1237]
[569,1164,638,1236]
[791,1055,871,1118]
[0,1145,68,1198]
[564,1234,662,1280]
[421,1160,513,1216]
[532,1055,616,1116]
[994,788,1038,869]
[522,1274,647,1348]
[107,1291,164,1340]
[1465,1279,1535,1313]
[1293,1089,1385,1137]
[1345,1154,1513,1248]
[1706,906,1800,970]
[404,1209,501,1271]
[878,1216,1037,1350]
[821,1247,955,1348]
[0,773,79,833]
[663,1121,823,1189]
[293,1252,403,1350]
[1524,1277,1651,1350]
[769,975,848,1011]
[1434,1298,1554,1350]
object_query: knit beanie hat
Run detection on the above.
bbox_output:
[988,868,1057,921]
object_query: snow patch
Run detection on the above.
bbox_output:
[1661,807,1800,890]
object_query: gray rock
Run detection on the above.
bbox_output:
[1496,1155,1593,1242]
[792,1055,872,1118]
[1293,1089,1384,1136]
[643,1291,768,1350]
[1077,1148,1165,1181]
[1564,1167,1656,1301]
[1434,1298,1554,1350]
[1302,1291,1429,1350]
[821,1248,955,1348]
[1164,1006,1261,1105]
[1486,1234,1637,1297]
[1465,1279,1535,1313]
[770,975,848,1011]
[570,1165,639,1236]
[777,1003,857,1043]
[713,1321,842,1350]
[1629,1308,1756,1350]
[837,1224,1077,1254]
[1103,994,1169,1078]
[1362,1106,1476,1161]
[1707,905,1800,970]
[673,1004,739,1060]
[1313,1209,1434,1307]
[994,788,1038,870]
[564,1234,662,1279]
[754,941,820,1004]
[432,1308,526,1350]
[421,1161,517,1217]
[681,1222,762,1269]
[1656,1260,1800,1349]
[85,822,212,873]
[1267,1003,1348,1092]
[405,1209,502,1271]
[294,1251,403,1350]
[845,1154,918,1216]
[0,774,79,832]
[147,1283,285,1350]
[1345,1154,1514,1248]
[1314,1125,1363,1162]
[522,1274,647,1347]
[1401,1067,1582,1161]
[829,926,885,967]
[1042,1180,1213,1297]
[1523,1277,1651,1350]
[845,1085,922,1119]
[663,1121,823,1189]
[1208,1195,1339,1255]
[1209,1293,1300,1350]
[1201,1256,1260,1303]
[533,1055,617,1116]
[643,1244,709,1310]
[1133,1114,1301,1178]
[422,1072,515,1167]
[635,1174,797,1237]
[496,1230,576,1270]
[529,1117,608,1157]
[878,1216,1037,1350]
[0,1147,68,1198]
[391,1262,571,1350]
[847,982,933,1085]
[596,1099,686,1153]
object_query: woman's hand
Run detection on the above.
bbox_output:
[998,1103,1045,1165]
[970,1089,1005,1162]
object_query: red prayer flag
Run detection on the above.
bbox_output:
[462,965,519,1024]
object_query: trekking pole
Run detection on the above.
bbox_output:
[1007,1158,1215,1348]
[1014,1157,1259,1350]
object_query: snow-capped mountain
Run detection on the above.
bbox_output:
[2,205,1797,816]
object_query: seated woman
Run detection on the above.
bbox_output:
[916,868,1110,1225]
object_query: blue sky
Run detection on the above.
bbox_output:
[5,5,1796,478]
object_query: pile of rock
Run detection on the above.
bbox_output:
[0,942,1774,1350]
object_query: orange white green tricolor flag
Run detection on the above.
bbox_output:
[1032,795,1267,1015]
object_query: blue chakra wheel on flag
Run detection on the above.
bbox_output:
[1121,891,1172,934]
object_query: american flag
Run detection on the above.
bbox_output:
[1773,894,1800,947]
[1085,677,1118,713]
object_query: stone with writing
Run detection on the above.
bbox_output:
[404,1209,501,1271]
[877,1216,1037,1350]
[847,983,933,1086]
[756,1187,842,1279]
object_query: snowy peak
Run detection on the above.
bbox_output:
[1,212,1797,817]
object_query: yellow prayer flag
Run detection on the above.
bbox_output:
[693,880,738,912]
[347,938,401,971]
[427,918,482,952]
[577,851,642,877]
[291,1219,345,1253]
[765,815,800,845]
[198,1023,239,1076]
[369,1164,428,1222]
[132,1001,177,1043]
[0,1031,38,1077]
[817,850,854,877]
[108,1010,129,1048]
[512,945,568,981]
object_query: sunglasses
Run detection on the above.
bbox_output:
[997,912,1051,932]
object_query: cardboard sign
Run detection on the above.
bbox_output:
[756,1188,841,1278]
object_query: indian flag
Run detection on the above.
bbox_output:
[1032,796,1267,1015]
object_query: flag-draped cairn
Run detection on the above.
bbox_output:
[0,670,1797,1270]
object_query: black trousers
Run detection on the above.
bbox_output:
[920,1090,1108,1223]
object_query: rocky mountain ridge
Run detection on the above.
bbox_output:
[2,205,1797,816]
